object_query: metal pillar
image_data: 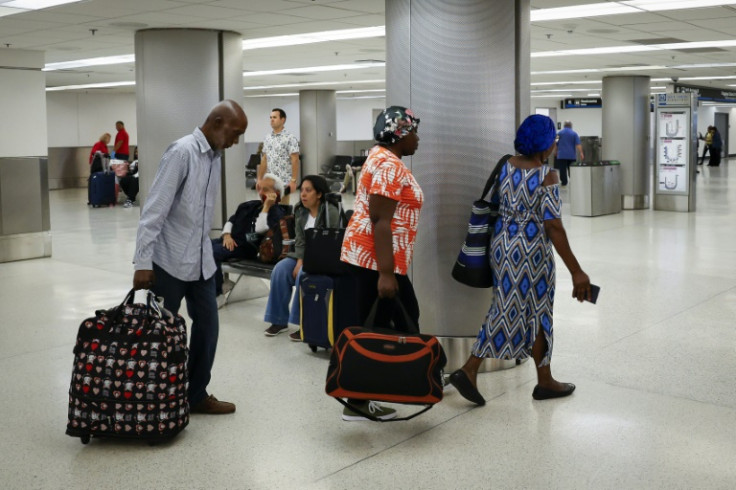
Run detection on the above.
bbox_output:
[299,90,337,177]
[602,75,651,210]
[386,0,530,371]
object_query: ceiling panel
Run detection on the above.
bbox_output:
[1,0,734,95]
[282,5,368,20]
[330,0,383,14]
[211,0,314,12]
[656,6,736,22]
[163,4,262,19]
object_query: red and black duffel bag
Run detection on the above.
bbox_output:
[66,289,189,444]
[325,300,447,421]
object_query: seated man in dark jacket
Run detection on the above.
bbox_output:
[211,173,286,298]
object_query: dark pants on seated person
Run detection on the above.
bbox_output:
[151,262,218,407]
[119,175,139,201]
[211,238,258,295]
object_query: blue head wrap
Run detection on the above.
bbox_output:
[514,115,556,156]
[373,106,420,145]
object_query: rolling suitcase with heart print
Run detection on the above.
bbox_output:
[66,289,189,444]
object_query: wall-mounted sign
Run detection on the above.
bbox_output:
[561,97,602,109]
[656,93,691,106]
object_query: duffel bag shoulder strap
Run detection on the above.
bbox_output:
[333,398,433,422]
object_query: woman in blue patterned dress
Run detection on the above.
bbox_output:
[450,115,591,405]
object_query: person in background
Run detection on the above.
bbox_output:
[132,100,247,415]
[554,120,584,187]
[339,156,367,194]
[120,147,139,208]
[263,175,339,338]
[211,174,286,307]
[257,108,300,204]
[697,126,713,165]
[89,133,111,167]
[113,120,130,161]
[708,126,722,167]
[449,114,591,406]
[339,106,423,422]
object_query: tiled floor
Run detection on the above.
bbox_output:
[1,163,735,489]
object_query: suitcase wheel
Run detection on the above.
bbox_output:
[309,344,317,353]
[80,434,90,445]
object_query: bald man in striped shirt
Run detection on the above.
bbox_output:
[133,100,247,415]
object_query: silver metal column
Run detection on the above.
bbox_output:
[386,0,530,371]
[299,90,337,177]
[135,29,246,226]
[602,76,651,210]
[0,49,51,262]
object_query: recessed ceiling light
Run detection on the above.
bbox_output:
[243,63,384,77]
[46,81,135,91]
[243,80,384,90]
[3,0,83,9]
[533,39,736,58]
[244,93,299,98]
[242,26,384,50]
[531,1,736,22]
[43,54,135,71]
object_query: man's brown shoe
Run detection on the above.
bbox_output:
[191,395,236,414]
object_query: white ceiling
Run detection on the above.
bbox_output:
[2,0,736,98]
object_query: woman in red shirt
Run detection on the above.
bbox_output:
[89,133,111,164]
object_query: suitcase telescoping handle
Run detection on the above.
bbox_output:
[110,288,164,323]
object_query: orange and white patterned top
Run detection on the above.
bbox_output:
[340,145,424,275]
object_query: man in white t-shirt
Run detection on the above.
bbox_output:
[257,108,300,204]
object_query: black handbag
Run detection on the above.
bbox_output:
[325,300,447,422]
[303,194,349,275]
[451,154,511,288]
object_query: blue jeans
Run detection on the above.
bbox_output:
[263,257,302,326]
[152,263,219,407]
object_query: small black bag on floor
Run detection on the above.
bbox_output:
[66,289,189,444]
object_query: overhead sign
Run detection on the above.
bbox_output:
[561,97,602,109]
[674,84,736,103]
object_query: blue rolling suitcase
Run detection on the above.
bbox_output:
[88,171,116,207]
[298,273,358,352]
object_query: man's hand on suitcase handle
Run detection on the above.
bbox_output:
[133,270,155,290]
